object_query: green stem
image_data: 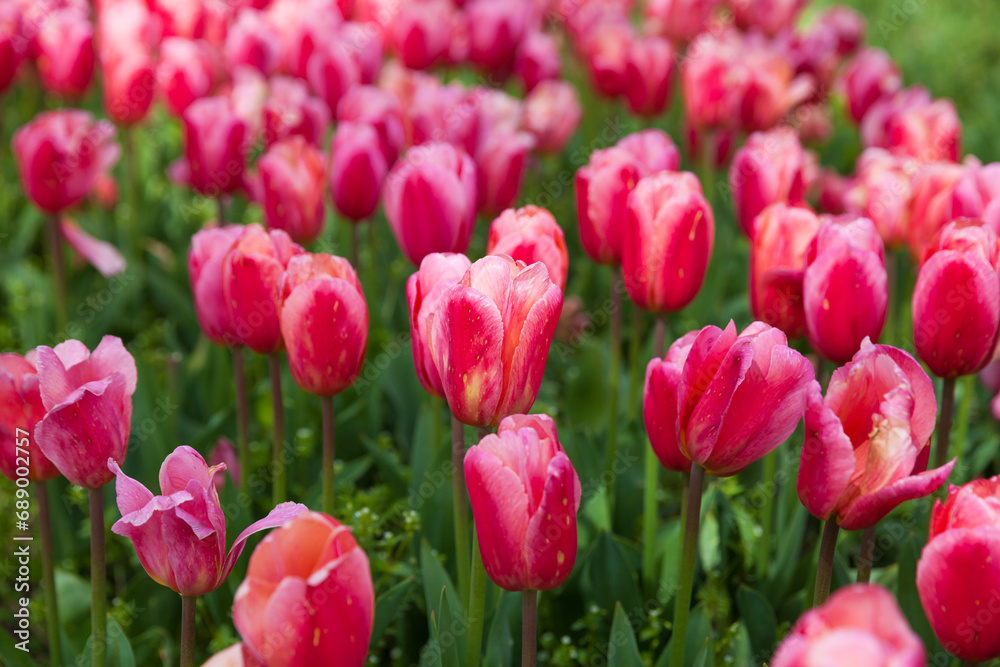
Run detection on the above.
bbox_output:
[39,482,61,666]
[351,221,359,269]
[604,267,623,519]
[89,487,107,667]
[757,451,777,579]
[217,197,226,224]
[46,215,67,330]
[884,250,898,346]
[123,125,140,258]
[671,463,705,667]
[232,347,250,491]
[953,375,975,473]
[522,590,537,667]
[935,377,957,470]
[628,302,643,416]
[812,518,841,607]
[642,315,667,596]
[466,534,487,667]
[180,596,197,667]
[452,415,470,607]
[268,354,286,505]
[857,525,876,583]
[321,395,336,514]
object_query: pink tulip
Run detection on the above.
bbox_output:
[262,76,330,148]
[233,511,374,667]
[0,354,60,483]
[487,206,569,291]
[738,35,814,133]
[264,0,343,78]
[337,85,405,164]
[148,0,206,40]
[798,339,952,530]
[109,446,307,596]
[0,2,24,96]
[772,584,925,667]
[256,136,327,244]
[157,38,217,117]
[515,31,561,92]
[913,219,1000,379]
[209,437,240,490]
[225,9,280,76]
[951,162,1000,233]
[729,127,812,238]
[522,79,582,155]
[623,171,715,313]
[623,35,674,117]
[388,0,453,70]
[337,21,384,84]
[189,224,244,346]
[862,86,961,163]
[171,96,248,197]
[838,47,902,124]
[618,129,683,176]
[98,0,156,125]
[908,159,969,256]
[59,218,127,278]
[465,414,581,591]
[844,148,916,249]
[279,254,368,396]
[36,6,94,98]
[732,0,808,36]
[644,0,721,44]
[473,87,524,140]
[222,224,305,354]
[410,83,481,157]
[681,30,743,131]
[433,255,562,427]
[749,203,821,339]
[918,477,1000,663]
[383,142,477,266]
[34,337,137,489]
[475,129,535,216]
[329,122,388,222]
[305,38,360,117]
[464,0,530,80]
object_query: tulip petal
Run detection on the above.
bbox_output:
[498,279,562,422]
[34,344,77,410]
[90,336,138,397]
[108,458,153,516]
[220,501,309,584]
[840,458,956,530]
[684,338,754,466]
[162,490,225,596]
[309,545,375,664]
[798,382,856,520]
[60,218,127,278]
[524,452,580,590]
[643,358,692,473]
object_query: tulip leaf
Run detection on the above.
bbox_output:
[735,586,776,659]
[698,508,721,573]
[420,540,465,665]
[484,591,518,667]
[106,616,137,667]
[0,629,37,667]
[657,518,683,607]
[690,638,713,667]
[724,623,753,666]
[657,602,713,667]
[608,602,644,667]
[373,576,416,645]
[585,531,642,618]
[768,504,809,599]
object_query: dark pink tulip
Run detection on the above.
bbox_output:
[617,129,683,181]
[0,2,24,95]
[188,224,244,346]
[515,31,561,92]
[383,142,477,266]
[487,206,569,291]
[262,76,330,148]
[157,38,217,117]
[12,110,120,214]
[257,136,327,244]
[305,38,360,116]
[337,85,405,164]
[109,446,307,596]
[838,47,902,124]
[576,147,643,267]
[410,82,480,157]
[798,340,951,530]
[844,148,916,249]
[464,0,529,80]
[522,79,582,155]
[209,437,240,490]
[407,253,473,398]
[815,167,853,215]
[803,216,888,363]
[951,162,1000,232]
[225,9,280,76]
[172,96,248,197]
[388,0,453,70]
[738,36,814,133]
[918,477,1000,663]
[623,171,714,313]
[623,35,674,117]
[580,18,633,98]
[772,584,924,667]
[0,354,60,483]
[862,86,961,163]
[36,6,94,98]
[908,159,968,256]
[432,255,563,427]
[233,511,374,667]
[148,0,206,40]
[465,414,581,591]
[913,219,1000,378]
[644,321,814,476]
[98,0,156,125]
[475,129,534,217]
[222,224,305,354]
[810,6,866,57]
[644,0,721,44]
[34,337,137,489]
[263,0,343,78]
[329,122,388,222]
[278,254,368,396]
[729,127,812,238]
[749,203,821,339]
[732,0,808,36]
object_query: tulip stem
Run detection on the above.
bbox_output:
[935,377,957,470]
[757,451,777,579]
[38,482,61,666]
[953,375,975,473]
[628,303,643,416]
[268,354,286,505]
[351,222,359,269]
[232,347,250,491]
[180,596,196,667]
[466,534,487,667]
[217,196,226,225]
[812,517,840,607]
[522,590,538,667]
[89,486,107,667]
[123,125,140,258]
[671,463,705,667]
[857,525,876,583]
[321,395,336,514]
[642,315,668,595]
[46,215,68,330]
[604,267,623,520]
[452,416,471,608]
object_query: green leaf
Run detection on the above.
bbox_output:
[690,638,713,667]
[483,591,518,667]
[698,509,721,573]
[0,628,36,667]
[735,586,776,659]
[586,531,641,616]
[372,577,415,644]
[608,602,644,667]
[685,604,713,667]
[106,616,136,667]
[420,540,465,666]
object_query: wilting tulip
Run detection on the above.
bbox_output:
[12,110,120,214]
[0,354,60,482]
[233,511,374,667]
[225,9,280,76]
[465,414,581,591]
[844,148,916,249]
[644,321,813,476]
[172,96,248,197]
[464,0,529,79]
[729,127,812,238]
[772,584,925,667]
[862,86,961,163]
[36,6,95,98]
[838,47,902,124]
[222,225,305,354]
[109,446,306,596]
[157,38,217,117]
[917,477,1000,663]
[305,39,360,116]
[644,0,720,44]
[732,0,808,36]
[908,159,968,256]
[749,204,822,338]
[337,85,405,164]
[913,219,1000,379]
[388,0,453,70]
[522,79,582,155]
[803,216,888,363]
[623,36,674,117]
[262,76,330,147]
[475,129,535,216]
[279,254,368,396]
[329,122,388,223]
[383,142,477,265]
[33,337,136,489]
[257,136,327,244]
[623,171,714,313]
[487,206,569,291]
[798,340,951,529]
[188,224,243,346]
[515,31,561,92]
[433,255,562,427]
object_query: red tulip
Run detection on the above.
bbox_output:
[465,414,581,591]
[522,79,582,155]
[171,96,249,197]
[432,255,562,427]
[862,86,961,163]
[329,121,388,222]
[34,337,137,489]
[623,35,674,117]
[623,171,714,313]
[951,162,1000,233]
[844,148,916,249]
[487,206,569,291]
[157,38,217,117]
[109,446,306,596]
[798,340,951,530]
[749,203,821,339]
[262,76,330,148]
[838,47,902,124]
[383,142,477,266]
[732,0,808,36]
[388,0,453,70]
[305,38,360,116]
[644,321,813,476]
[772,584,924,667]
[189,224,244,346]
[12,110,120,214]
[908,159,968,256]
[803,216,888,363]
[918,477,1000,663]
[729,127,812,238]
[0,2,24,96]
[644,0,721,44]
[233,511,374,667]
[515,31,561,92]
[98,0,156,125]
[337,85,405,164]
[36,6,95,98]
[464,0,530,79]
[475,129,535,216]
[279,254,368,396]
[913,219,1000,378]
[222,224,305,354]
[225,9,280,76]
[257,136,327,244]
[0,354,60,483]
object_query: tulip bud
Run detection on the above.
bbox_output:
[729,127,812,238]
[487,206,569,291]
[0,354,61,483]
[233,511,374,667]
[522,80,582,155]
[644,0,721,44]
[465,414,581,591]
[918,477,1000,663]
[189,224,244,346]
[388,0,453,70]
[383,142,478,266]
[257,136,327,244]
[157,38,217,117]
[337,85,405,164]
[329,122,388,223]
[950,162,1000,232]
[515,31,561,93]
[34,337,137,489]
[623,35,674,117]
[225,9,280,76]
[36,6,95,98]
[464,0,530,80]
[913,219,1000,378]
[623,171,714,313]
[838,47,902,124]
[475,129,535,217]
[262,76,330,148]
[172,96,249,197]
[279,254,368,396]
